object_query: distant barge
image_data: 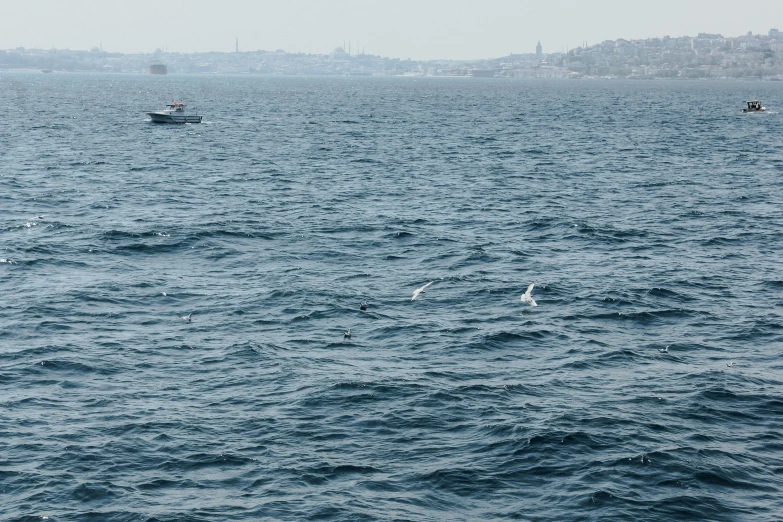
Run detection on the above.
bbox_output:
[147,64,167,75]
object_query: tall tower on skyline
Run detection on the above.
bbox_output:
[235,38,239,53]
[536,41,542,59]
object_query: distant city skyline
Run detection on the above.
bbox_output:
[2,0,783,60]
[6,29,783,81]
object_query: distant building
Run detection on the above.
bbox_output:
[235,38,239,53]
[330,47,348,60]
[536,41,542,59]
[770,28,781,38]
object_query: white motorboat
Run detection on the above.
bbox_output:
[146,102,202,123]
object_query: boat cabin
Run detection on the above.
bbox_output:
[745,100,764,111]
[165,102,185,112]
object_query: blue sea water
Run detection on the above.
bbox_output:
[1,73,783,521]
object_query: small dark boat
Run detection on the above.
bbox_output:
[743,100,766,112]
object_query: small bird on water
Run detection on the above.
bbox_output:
[412,281,433,301]
[521,283,537,306]
[344,329,351,339]
[658,346,669,354]
[727,361,737,367]
[181,313,192,322]
[360,301,368,311]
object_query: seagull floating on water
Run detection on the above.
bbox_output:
[360,301,368,311]
[658,346,669,354]
[161,291,167,296]
[180,313,192,322]
[521,283,537,306]
[344,329,351,339]
[411,281,433,301]
[727,361,737,367]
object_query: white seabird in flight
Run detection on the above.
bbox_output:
[411,281,433,301]
[521,283,537,306]
[180,313,192,322]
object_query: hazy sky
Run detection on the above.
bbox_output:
[2,0,782,60]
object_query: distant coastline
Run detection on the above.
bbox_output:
[2,29,782,80]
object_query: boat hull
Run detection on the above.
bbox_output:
[147,112,202,124]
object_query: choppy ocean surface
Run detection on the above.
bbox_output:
[2,73,783,521]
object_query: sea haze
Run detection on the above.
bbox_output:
[1,74,783,521]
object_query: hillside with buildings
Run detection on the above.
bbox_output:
[561,29,783,79]
[2,29,783,79]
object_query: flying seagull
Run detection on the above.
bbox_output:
[360,301,368,311]
[180,313,192,322]
[521,283,537,306]
[344,329,351,339]
[411,281,433,301]
[658,346,669,354]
